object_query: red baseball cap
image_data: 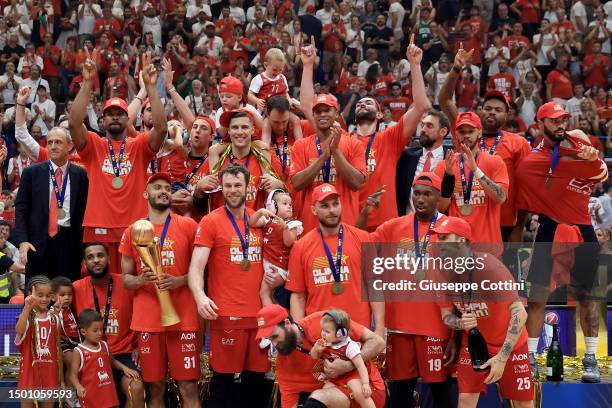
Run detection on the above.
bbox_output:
[454,111,481,131]
[306,4,315,12]
[219,108,255,129]
[103,97,129,114]
[484,90,511,110]
[218,76,244,96]
[412,172,441,191]
[537,101,570,121]
[433,217,472,241]
[255,304,288,339]
[312,93,339,110]
[312,183,340,203]
[192,115,216,134]
[146,172,172,185]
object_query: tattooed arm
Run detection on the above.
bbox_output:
[477,173,507,204]
[440,307,463,330]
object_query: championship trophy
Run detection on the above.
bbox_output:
[131,220,181,327]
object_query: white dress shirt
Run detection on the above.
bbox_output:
[49,161,71,228]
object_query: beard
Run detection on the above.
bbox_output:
[482,116,501,133]
[224,194,247,209]
[319,214,341,228]
[355,109,377,124]
[88,265,109,279]
[543,124,566,143]
[276,326,298,356]
[419,133,435,149]
[107,123,125,137]
[149,197,171,211]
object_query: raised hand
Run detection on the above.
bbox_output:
[459,143,477,170]
[16,86,31,105]
[162,57,174,90]
[454,42,475,69]
[406,33,423,65]
[577,145,599,161]
[299,35,317,67]
[81,48,98,82]
[444,149,457,175]
[140,53,158,87]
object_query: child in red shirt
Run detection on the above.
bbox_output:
[69,309,139,408]
[249,189,302,306]
[51,277,81,366]
[310,310,375,408]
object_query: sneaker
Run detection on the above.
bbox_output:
[529,352,539,381]
[581,353,600,383]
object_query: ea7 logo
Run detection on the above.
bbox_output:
[222,338,235,346]
[181,332,196,341]
[182,343,196,353]
[512,353,528,362]
[140,347,150,354]
[567,178,592,195]
[514,363,530,373]
[428,346,443,354]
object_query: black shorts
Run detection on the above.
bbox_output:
[528,215,600,298]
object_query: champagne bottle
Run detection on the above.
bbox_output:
[546,323,563,381]
[468,328,490,371]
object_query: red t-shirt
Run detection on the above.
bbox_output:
[195,206,264,317]
[104,74,129,100]
[372,73,394,98]
[215,19,236,43]
[78,132,156,228]
[502,35,531,59]
[516,134,609,225]
[480,132,532,227]
[546,69,573,100]
[276,311,386,407]
[355,118,408,230]
[434,152,509,251]
[582,54,610,89]
[93,19,122,44]
[72,274,136,355]
[290,133,366,234]
[254,33,278,60]
[262,217,291,269]
[151,149,187,183]
[36,45,61,77]
[322,23,346,52]
[382,97,412,122]
[184,154,208,193]
[370,213,451,339]
[515,0,540,24]
[487,73,516,100]
[58,308,80,345]
[457,80,478,110]
[16,313,61,389]
[286,223,372,327]
[75,341,119,407]
[251,72,289,100]
[119,214,199,332]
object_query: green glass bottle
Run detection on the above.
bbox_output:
[546,323,563,381]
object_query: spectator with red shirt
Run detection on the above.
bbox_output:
[582,42,609,89]
[103,61,129,101]
[382,82,412,122]
[254,22,278,62]
[454,6,487,66]
[503,22,532,61]
[510,0,541,39]
[322,13,347,84]
[487,59,516,100]
[215,6,236,43]
[93,5,123,45]
[36,32,60,102]
[545,54,573,105]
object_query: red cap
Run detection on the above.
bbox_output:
[219,108,255,129]
[255,304,288,339]
[103,97,129,114]
[306,4,315,12]
[484,90,511,110]
[433,217,472,241]
[412,172,441,191]
[454,111,481,131]
[192,115,216,134]
[537,102,570,121]
[312,183,340,203]
[218,76,244,96]
[146,172,172,185]
[312,93,339,110]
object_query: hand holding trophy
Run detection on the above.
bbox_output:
[131,220,181,327]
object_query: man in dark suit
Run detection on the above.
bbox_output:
[396,110,451,216]
[14,127,89,282]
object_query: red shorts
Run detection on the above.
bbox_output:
[385,333,449,382]
[209,317,270,374]
[457,342,533,401]
[137,331,200,382]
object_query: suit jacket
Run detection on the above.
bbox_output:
[14,161,88,255]
[395,145,452,216]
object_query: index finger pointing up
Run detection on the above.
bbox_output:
[410,33,415,45]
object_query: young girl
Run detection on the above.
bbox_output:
[69,309,140,408]
[310,310,375,408]
[249,189,302,306]
[15,275,62,408]
[51,277,81,363]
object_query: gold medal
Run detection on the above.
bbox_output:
[331,281,344,295]
[240,258,250,270]
[460,204,472,216]
[57,208,67,220]
[112,177,124,189]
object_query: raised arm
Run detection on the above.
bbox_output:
[68,48,97,150]
[14,87,40,160]
[162,57,195,126]
[440,45,474,125]
[402,34,432,142]
[298,36,317,125]
[141,53,168,151]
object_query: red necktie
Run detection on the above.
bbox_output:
[48,168,61,237]
[422,151,433,173]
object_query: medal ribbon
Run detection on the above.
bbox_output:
[413,212,438,269]
[149,158,157,174]
[224,206,250,263]
[364,132,376,164]
[318,225,343,284]
[458,156,474,207]
[546,144,561,183]
[479,131,503,155]
[184,155,207,184]
[273,129,289,173]
[230,151,251,169]
[315,135,331,183]
[92,275,113,336]
[107,138,126,178]
[48,161,68,211]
